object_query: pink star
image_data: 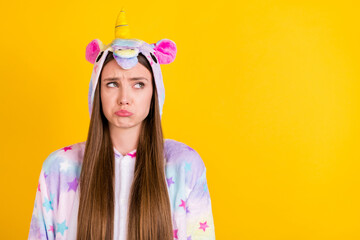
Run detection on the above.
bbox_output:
[38,183,41,192]
[173,229,178,239]
[199,221,209,232]
[48,225,54,232]
[62,146,72,152]
[127,152,136,158]
[94,64,99,74]
[179,199,186,211]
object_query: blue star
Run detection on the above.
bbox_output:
[203,183,208,192]
[185,162,192,173]
[42,195,54,212]
[56,220,69,236]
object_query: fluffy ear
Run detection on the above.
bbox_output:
[85,39,104,64]
[151,39,177,64]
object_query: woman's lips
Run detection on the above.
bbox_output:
[115,110,133,117]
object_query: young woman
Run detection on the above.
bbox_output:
[28,9,215,240]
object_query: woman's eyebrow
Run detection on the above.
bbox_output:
[103,77,148,81]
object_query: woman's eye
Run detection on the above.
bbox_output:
[134,82,145,89]
[106,82,144,88]
[107,82,117,87]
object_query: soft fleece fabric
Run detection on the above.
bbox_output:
[29,9,214,240]
[28,139,215,239]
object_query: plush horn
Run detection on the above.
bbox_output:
[115,7,131,39]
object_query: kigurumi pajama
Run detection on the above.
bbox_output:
[28,8,216,240]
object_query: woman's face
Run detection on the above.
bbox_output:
[100,58,153,130]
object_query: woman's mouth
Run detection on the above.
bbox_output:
[115,110,133,117]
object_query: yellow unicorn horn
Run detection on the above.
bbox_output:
[115,7,131,39]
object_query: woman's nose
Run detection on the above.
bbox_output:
[118,86,130,105]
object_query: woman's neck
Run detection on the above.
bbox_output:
[109,123,141,156]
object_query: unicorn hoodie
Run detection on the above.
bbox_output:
[28,9,215,240]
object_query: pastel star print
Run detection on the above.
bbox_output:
[60,160,71,172]
[166,177,174,187]
[28,139,216,239]
[67,177,78,192]
[43,195,54,212]
[185,162,191,173]
[179,199,186,211]
[203,183,208,192]
[62,146,72,152]
[56,220,68,236]
[199,221,209,232]
[173,229,178,239]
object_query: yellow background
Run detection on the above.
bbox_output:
[0,0,359,239]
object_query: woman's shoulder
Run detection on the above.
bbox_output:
[164,138,204,165]
[164,138,206,181]
[41,141,86,174]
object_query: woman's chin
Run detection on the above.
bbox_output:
[110,119,140,129]
[114,122,133,129]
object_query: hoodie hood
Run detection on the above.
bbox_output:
[85,8,177,119]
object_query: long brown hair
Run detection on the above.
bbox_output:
[77,52,173,240]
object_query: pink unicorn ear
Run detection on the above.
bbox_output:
[151,39,177,64]
[85,39,104,64]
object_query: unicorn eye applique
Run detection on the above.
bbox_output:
[114,48,139,58]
